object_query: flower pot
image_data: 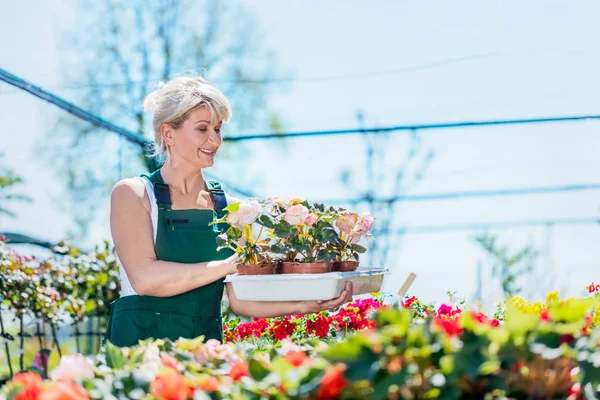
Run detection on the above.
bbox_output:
[281,261,333,274]
[332,261,359,272]
[237,263,277,275]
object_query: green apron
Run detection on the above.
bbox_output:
[104,169,232,347]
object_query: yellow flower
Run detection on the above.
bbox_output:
[544,291,559,306]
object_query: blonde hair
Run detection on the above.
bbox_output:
[143,74,232,159]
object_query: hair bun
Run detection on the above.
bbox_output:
[143,81,168,113]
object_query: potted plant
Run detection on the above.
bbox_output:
[214,199,279,275]
[265,198,340,274]
[330,209,375,272]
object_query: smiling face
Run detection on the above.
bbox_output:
[161,107,223,168]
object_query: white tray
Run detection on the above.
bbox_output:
[224,267,389,301]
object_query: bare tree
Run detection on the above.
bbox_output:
[340,111,434,270]
[474,232,539,298]
[0,155,31,218]
[42,0,286,239]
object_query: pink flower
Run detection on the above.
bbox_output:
[50,354,94,382]
[336,212,358,235]
[284,204,309,226]
[356,212,375,234]
[305,213,319,226]
[437,304,453,316]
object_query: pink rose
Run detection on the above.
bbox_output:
[335,212,358,235]
[305,213,319,226]
[284,204,309,226]
[356,212,375,234]
[50,354,94,382]
[348,231,362,244]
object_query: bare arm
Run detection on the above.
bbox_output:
[110,178,238,297]
[226,282,353,318]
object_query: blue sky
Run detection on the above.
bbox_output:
[1,1,599,308]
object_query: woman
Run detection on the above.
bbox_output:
[104,75,353,347]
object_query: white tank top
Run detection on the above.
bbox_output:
[118,177,238,297]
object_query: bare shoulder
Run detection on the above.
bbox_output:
[111,178,151,213]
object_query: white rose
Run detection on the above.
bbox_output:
[237,199,262,225]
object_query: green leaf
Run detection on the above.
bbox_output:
[350,244,367,253]
[104,341,126,369]
[258,214,275,229]
[248,358,270,381]
[224,202,241,212]
[297,368,325,396]
[274,220,295,238]
[371,369,410,400]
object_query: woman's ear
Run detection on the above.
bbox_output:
[160,123,175,147]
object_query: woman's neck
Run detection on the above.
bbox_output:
[160,159,205,196]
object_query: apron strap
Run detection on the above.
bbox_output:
[206,181,228,216]
[141,170,172,210]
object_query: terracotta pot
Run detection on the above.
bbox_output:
[281,261,333,274]
[332,260,359,272]
[237,263,276,275]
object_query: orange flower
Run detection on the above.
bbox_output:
[227,361,249,382]
[13,372,44,400]
[38,383,88,400]
[316,364,347,400]
[283,350,310,367]
[198,376,220,392]
[150,372,189,400]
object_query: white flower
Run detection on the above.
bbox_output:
[236,199,262,225]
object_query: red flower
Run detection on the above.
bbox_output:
[316,364,347,400]
[569,382,581,396]
[540,309,550,321]
[269,318,296,340]
[306,315,331,338]
[237,318,269,340]
[38,383,89,400]
[228,361,249,382]
[560,334,575,345]
[150,372,189,400]
[491,319,500,327]
[13,372,44,400]
[435,317,463,336]
[402,296,417,308]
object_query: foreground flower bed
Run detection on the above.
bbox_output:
[6,295,600,400]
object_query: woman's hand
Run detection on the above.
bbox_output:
[300,282,354,314]
[209,253,239,275]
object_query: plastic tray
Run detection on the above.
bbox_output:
[224,267,389,301]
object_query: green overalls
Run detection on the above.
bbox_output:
[104,169,232,347]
